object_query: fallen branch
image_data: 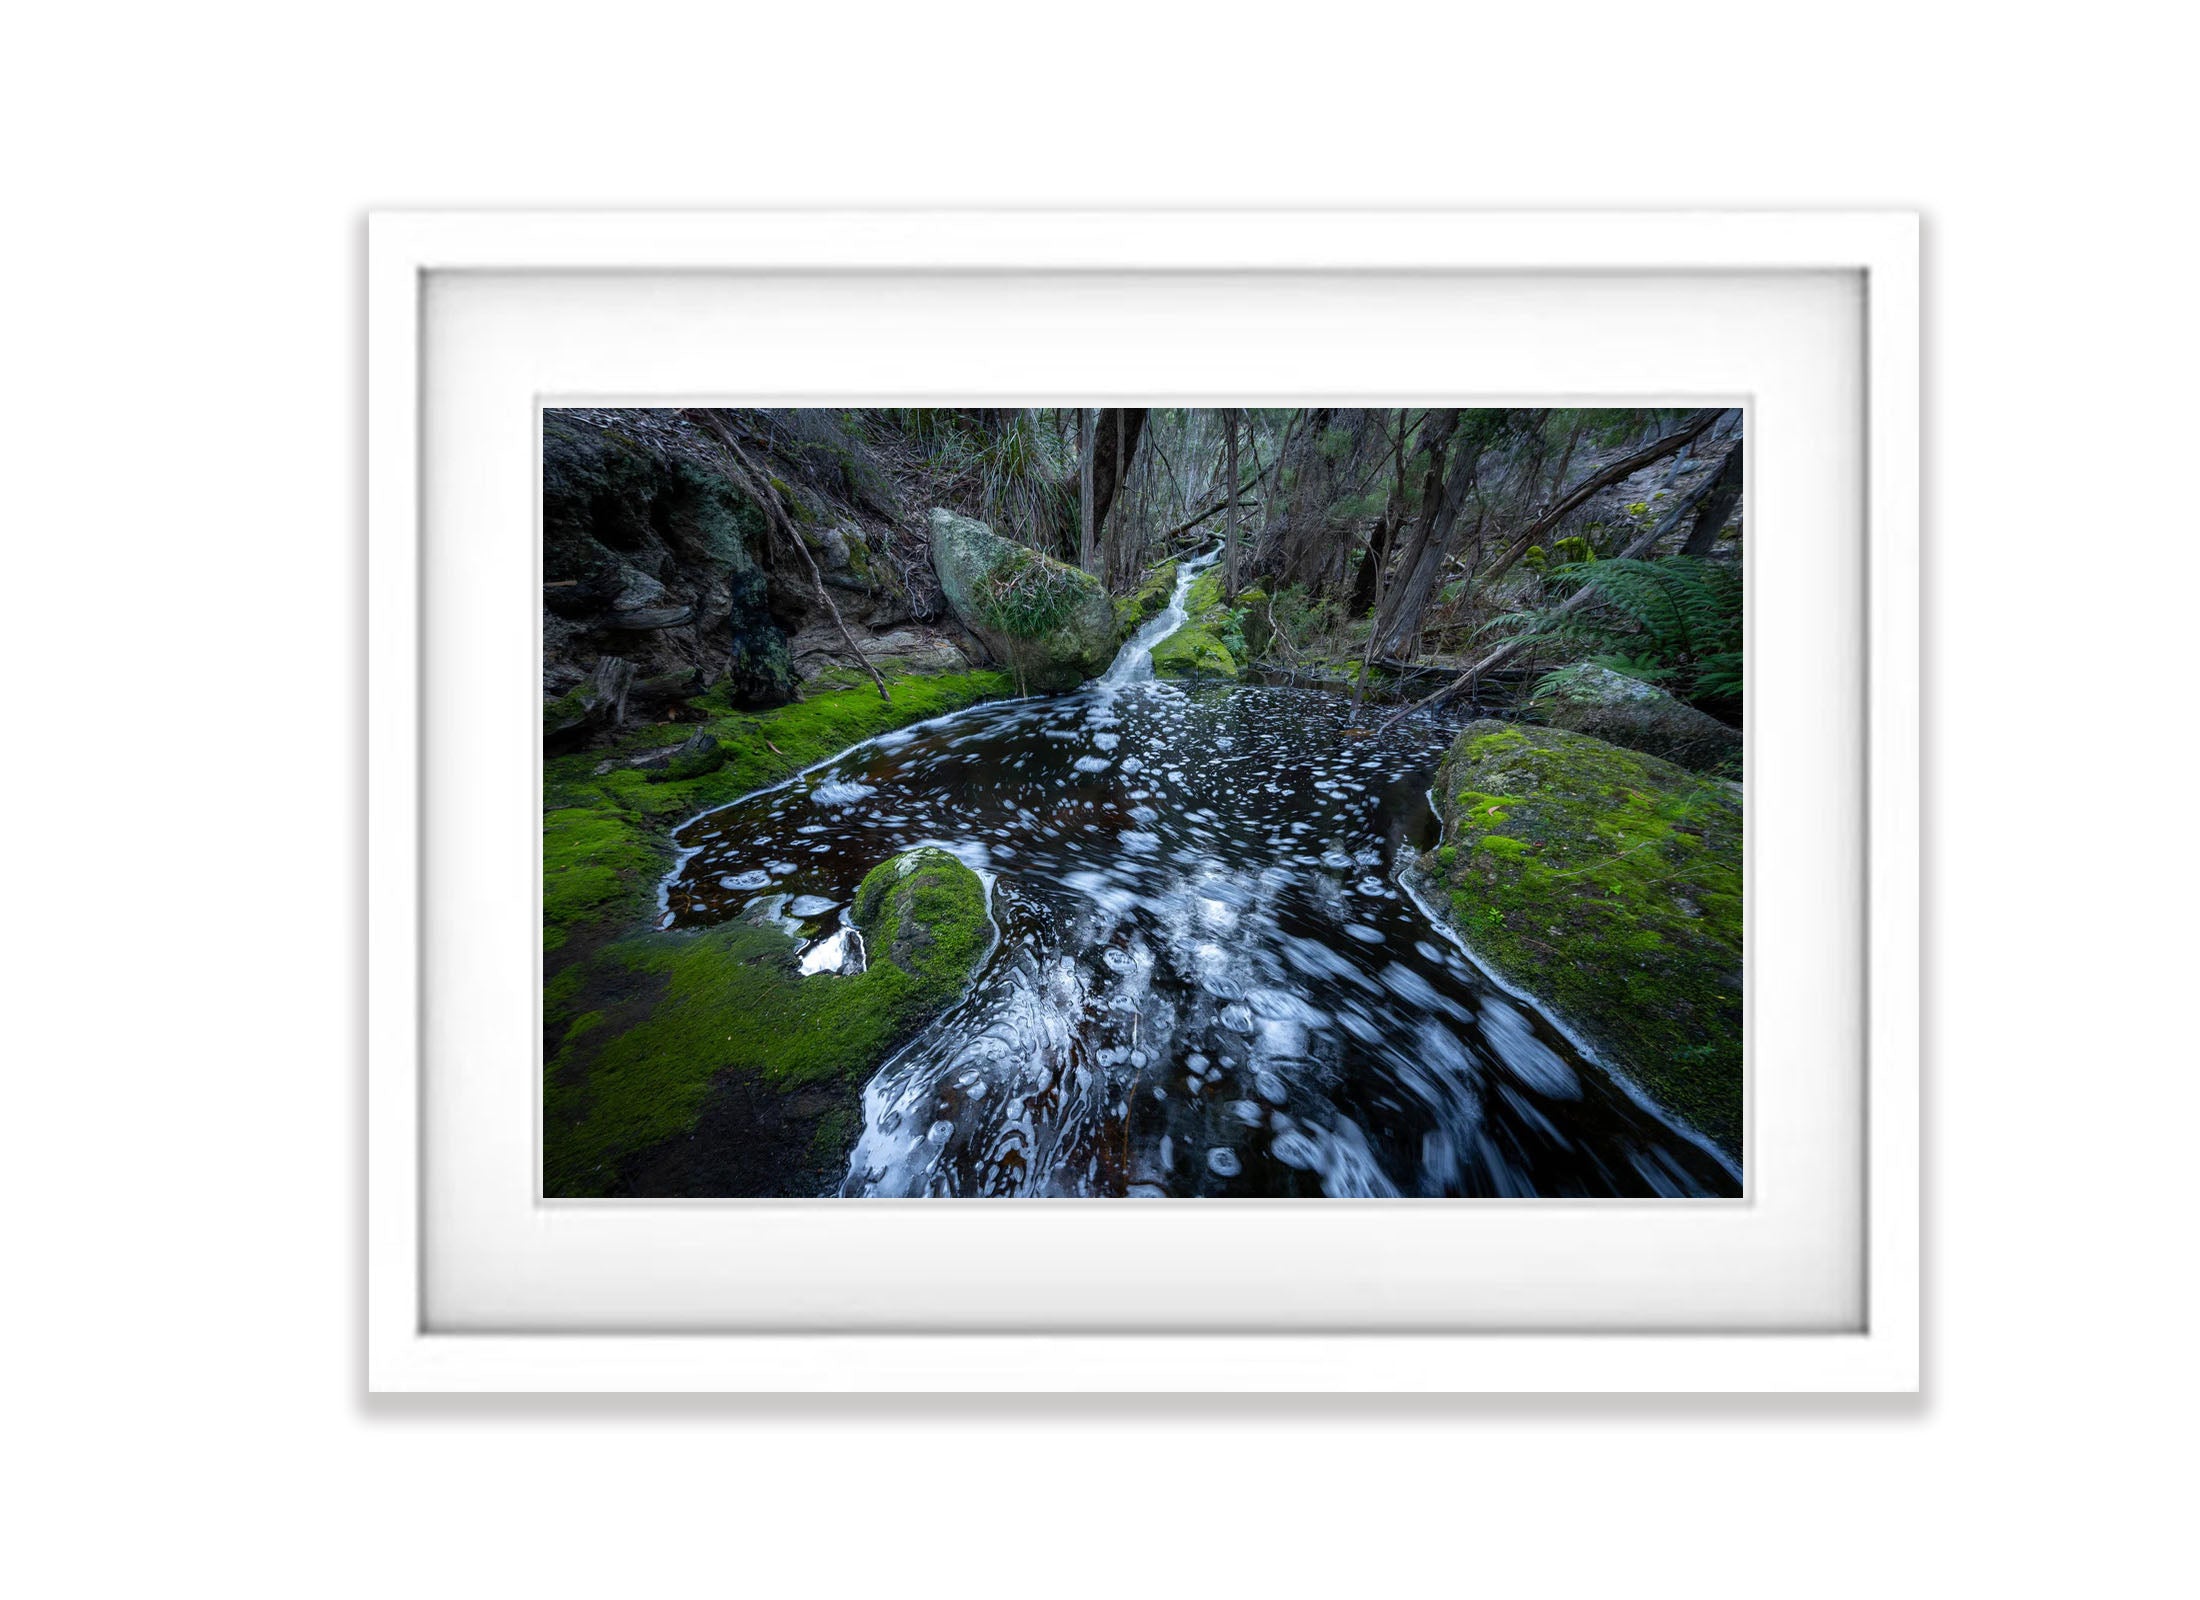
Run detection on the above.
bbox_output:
[1477,408,1724,587]
[687,409,890,704]
[1162,492,1260,543]
[1374,494,1697,732]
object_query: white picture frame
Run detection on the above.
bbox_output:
[368,210,1917,1392]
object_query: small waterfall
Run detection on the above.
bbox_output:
[1099,547,1223,686]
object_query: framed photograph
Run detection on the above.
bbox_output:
[368,210,1917,1390]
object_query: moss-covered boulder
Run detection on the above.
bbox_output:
[1150,624,1240,678]
[1532,663,1742,775]
[929,508,1118,691]
[541,667,1015,957]
[1415,722,1743,1157]
[1150,565,1248,680]
[545,846,993,1197]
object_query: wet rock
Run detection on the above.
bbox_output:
[928,508,1118,691]
[1530,663,1740,775]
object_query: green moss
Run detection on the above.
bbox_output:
[542,685,591,737]
[1150,624,1240,679]
[1115,558,1181,640]
[648,734,727,783]
[542,668,1015,954]
[544,847,991,1195]
[543,807,669,952]
[1421,722,1744,1157]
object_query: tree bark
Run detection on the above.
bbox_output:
[1477,408,1724,586]
[1078,408,1095,573]
[1089,407,1147,532]
[1680,440,1744,556]
[1376,469,1725,731]
[1223,407,1241,598]
[687,409,890,703]
[1371,410,1477,658]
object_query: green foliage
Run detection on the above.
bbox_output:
[890,407,1076,549]
[1262,584,1338,655]
[1496,555,1742,708]
[974,544,1087,639]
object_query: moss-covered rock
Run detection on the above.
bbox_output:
[1152,566,1248,679]
[1415,721,1743,1157]
[1149,624,1240,678]
[1532,663,1742,775]
[929,508,1117,691]
[545,846,992,1197]
[542,667,1014,957]
[1114,557,1181,642]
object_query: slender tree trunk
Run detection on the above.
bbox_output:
[1477,408,1724,587]
[1223,407,1240,598]
[1680,441,1744,556]
[1377,467,1728,731]
[1111,408,1127,584]
[1372,410,1472,658]
[1345,408,1411,619]
[1077,408,1095,573]
[1545,415,1585,505]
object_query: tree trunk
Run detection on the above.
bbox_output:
[1078,408,1095,573]
[1089,407,1148,585]
[1377,456,1733,731]
[1371,410,1474,657]
[1680,441,1744,556]
[1345,408,1412,619]
[1477,408,1724,587]
[1089,407,1146,532]
[1223,407,1240,598]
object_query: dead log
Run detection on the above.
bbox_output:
[543,656,636,749]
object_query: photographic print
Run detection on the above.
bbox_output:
[543,406,1743,1199]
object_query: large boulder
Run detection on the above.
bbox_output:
[1531,663,1741,775]
[928,509,1117,691]
[1412,722,1743,1158]
[542,413,798,709]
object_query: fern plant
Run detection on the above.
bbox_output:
[1491,555,1742,706]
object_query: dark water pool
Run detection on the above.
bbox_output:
[661,563,1739,1198]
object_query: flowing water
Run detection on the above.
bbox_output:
[662,553,1740,1198]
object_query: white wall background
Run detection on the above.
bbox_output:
[4,4,2188,1595]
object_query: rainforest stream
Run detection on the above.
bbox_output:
[661,554,1739,1198]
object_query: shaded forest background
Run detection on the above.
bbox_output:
[542,404,1743,737]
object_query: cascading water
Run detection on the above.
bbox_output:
[1099,546,1222,685]
[659,551,1739,1198]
